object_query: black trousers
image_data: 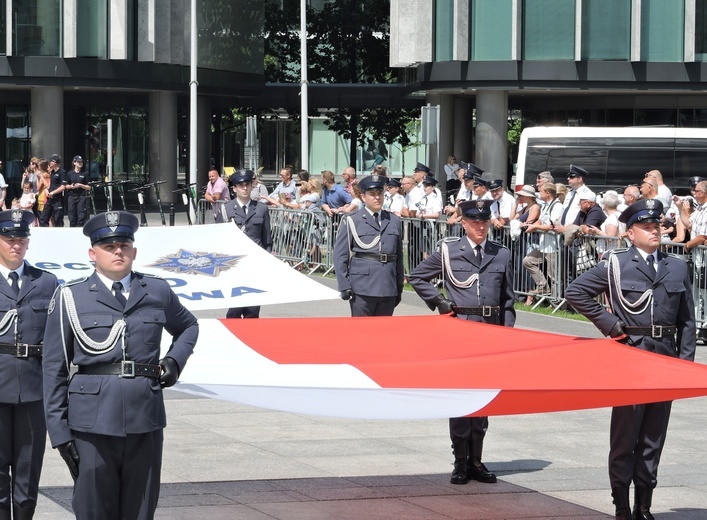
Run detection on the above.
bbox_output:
[449,416,489,459]
[67,194,88,227]
[349,294,396,317]
[227,306,261,318]
[0,401,45,511]
[72,429,163,520]
[39,197,64,227]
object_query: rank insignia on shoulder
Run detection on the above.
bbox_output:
[438,237,461,245]
[62,276,88,287]
[48,296,56,315]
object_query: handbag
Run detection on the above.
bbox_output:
[575,241,597,273]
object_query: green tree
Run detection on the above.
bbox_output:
[264,0,419,167]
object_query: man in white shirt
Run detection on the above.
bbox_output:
[488,179,515,230]
[644,170,672,208]
[558,164,594,229]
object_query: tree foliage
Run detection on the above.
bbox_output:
[264,0,419,166]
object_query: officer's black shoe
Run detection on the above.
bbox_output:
[468,458,497,483]
[615,507,632,520]
[632,505,655,520]
[13,505,35,520]
[450,459,469,485]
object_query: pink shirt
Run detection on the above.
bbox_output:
[206,176,230,216]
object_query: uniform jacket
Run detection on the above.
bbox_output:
[222,198,272,252]
[0,263,57,403]
[334,209,404,298]
[409,238,516,327]
[565,246,695,360]
[42,271,199,447]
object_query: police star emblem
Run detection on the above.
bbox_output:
[148,250,244,277]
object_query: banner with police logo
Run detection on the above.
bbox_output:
[27,223,338,311]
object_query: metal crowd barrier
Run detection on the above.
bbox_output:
[203,205,707,336]
[196,198,227,224]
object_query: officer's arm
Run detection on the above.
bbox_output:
[564,264,619,337]
[162,286,199,371]
[676,266,697,361]
[42,287,75,447]
[408,250,446,308]
[500,250,516,328]
[332,218,352,292]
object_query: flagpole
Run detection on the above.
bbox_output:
[188,0,198,223]
[300,0,309,171]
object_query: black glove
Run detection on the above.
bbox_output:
[57,440,80,482]
[159,356,180,388]
[609,320,627,339]
[340,289,353,301]
[430,294,455,315]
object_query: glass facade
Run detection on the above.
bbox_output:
[434,0,454,61]
[0,0,5,54]
[198,0,264,74]
[13,0,61,56]
[471,0,512,61]
[522,0,575,60]
[640,0,684,61]
[581,0,630,60]
[696,0,707,61]
[5,105,30,201]
[77,0,107,58]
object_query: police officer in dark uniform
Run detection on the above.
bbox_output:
[334,174,404,316]
[65,155,91,227]
[0,210,57,520]
[39,154,66,227]
[565,199,695,520]
[409,199,515,486]
[42,211,199,520]
[221,169,272,318]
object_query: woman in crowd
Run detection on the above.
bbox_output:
[383,178,405,216]
[250,171,269,203]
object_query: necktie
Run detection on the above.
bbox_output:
[8,272,19,297]
[112,281,127,308]
[373,212,380,226]
[646,254,656,279]
[242,204,248,214]
[561,190,577,224]
[472,244,482,267]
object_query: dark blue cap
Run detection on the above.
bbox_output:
[459,199,493,221]
[487,179,504,190]
[83,211,139,245]
[466,163,484,176]
[359,174,387,191]
[228,169,255,186]
[462,170,476,180]
[473,176,488,188]
[414,162,431,175]
[422,176,438,186]
[385,178,401,188]
[568,164,588,178]
[618,199,663,228]
[0,210,34,237]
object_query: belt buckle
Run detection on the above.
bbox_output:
[379,254,388,263]
[482,306,492,318]
[651,325,663,338]
[120,360,136,378]
[15,343,29,358]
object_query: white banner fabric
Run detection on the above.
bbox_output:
[26,223,337,311]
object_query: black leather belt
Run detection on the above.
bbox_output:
[78,361,160,379]
[353,252,397,263]
[624,325,677,338]
[452,306,500,317]
[0,343,42,358]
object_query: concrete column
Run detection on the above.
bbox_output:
[110,0,128,59]
[196,95,212,193]
[438,94,454,179]
[475,90,508,178]
[148,91,178,204]
[453,97,474,164]
[31,87,64,158]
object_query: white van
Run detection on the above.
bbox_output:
[515,126,707,195]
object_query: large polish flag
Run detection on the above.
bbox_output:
[172,315,707,420]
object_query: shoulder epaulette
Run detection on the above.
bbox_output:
[61,276,88,287]
[134,271,161,279]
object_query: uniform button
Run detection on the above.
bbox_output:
[80,385,84,390]
[93,320,98,325]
